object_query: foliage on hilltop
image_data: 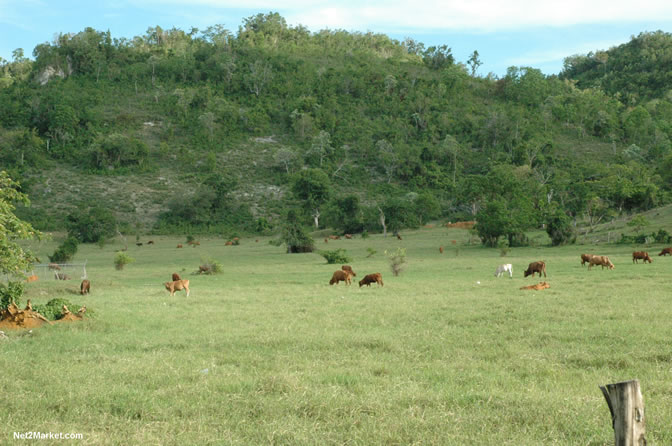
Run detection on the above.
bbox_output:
[1,14,671,245]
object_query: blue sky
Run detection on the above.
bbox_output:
[1,0,671,77]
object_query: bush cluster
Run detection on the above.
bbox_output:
[319,249,351,264]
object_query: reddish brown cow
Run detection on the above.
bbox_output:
[520,282,550,290]
[580,254,594,266]
[588,255,614,270]
[80,279,91,295]
[176,244,183,248]
[329,270,352,285]
[341,265,357,277]
[632,251,653,263]
[439,246,444,254]
[359,273,384,287]
[658,247,672,256]
[328,235,340,240]
[324,238,329,243]
[396,234,403,240]
[172,273,181,281]
[225,241,233,246]
[25,275,38,283]
[344,234,353,239]
[524,261,546,278]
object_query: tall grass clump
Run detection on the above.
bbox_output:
[319,249,351,264]
[114,252,134,270]
[386,247,406,276]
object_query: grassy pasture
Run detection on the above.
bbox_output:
[2,228,672,445]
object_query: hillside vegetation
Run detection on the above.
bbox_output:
[1,14,672,244]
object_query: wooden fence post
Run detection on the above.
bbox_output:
[599,379,646,446]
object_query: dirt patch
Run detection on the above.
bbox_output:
[58,305,86,322]
[520,282,550,291]
[446,221,476,229]
[0,303,51,330]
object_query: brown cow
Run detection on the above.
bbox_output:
[324,238,329,243]
[147,240,155,245]
[328,235,341,240]
[633,251,653,263]
[25,275,38,283]
[165,279,190,296]
[329,270,352,285]
[225,241,233,246]
[344,234,353,239]
[359,273,384,287]
[439,246,444,254]
[658,247,672,256]
[341,265,357,277]
[524,261,546,278]
[396,233,403,240]
[176,244,183,248]
[171,273,181,281]
[80,279,90,295]
[580,254,594,266]
[520,282,550,290]
[588,255,614,270]
[136,242,143,247]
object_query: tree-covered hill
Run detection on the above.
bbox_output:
[1,14,671,245]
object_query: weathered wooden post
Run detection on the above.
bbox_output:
[599,379,646,446]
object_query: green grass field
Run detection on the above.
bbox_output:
[2,228,672,445]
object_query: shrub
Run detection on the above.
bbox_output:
[546,209,576,246]
[114,252,135,270]
[48,237,79,263]
[199,258,223,274]
[66,206,116,243]
[386,247,407,277]
[319,249,351,264]
[366,247,377,258]
[280,210,314,253]
[653,229,672,244]
[32,298,79,321]
[361,230,369,239]
[497,239,510,257]
[0,281,24,311]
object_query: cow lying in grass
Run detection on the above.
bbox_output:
[494,264,513,278]
[359,273,384,287]
[524,261,546,278]
[520,282,550,290]
[329,270,353,285]
[165,279,190,296]
[588,255,614,270]
[632,251,653,263]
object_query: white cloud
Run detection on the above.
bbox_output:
[132,0,672,32]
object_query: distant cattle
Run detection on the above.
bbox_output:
[324,238,329,243]
[524,261,546,278]
[632,251,653,264]
[588,255,614,270]
[344,234,353,239]
[136,242,143,247]
[255,239,259,243]
[580,254,594,266]
[233,237,240,242]
[659,247,672,256]
[25,275,38,283]
[359,273,384,287]
[396,234,403,240]
[171,272,181,281]
[80,279,90,295]
[147,240,154,245]
[48,263,61,271]
[165,279,190,296]
[329,270,352,285]
[520,282,550,291]
[494,264,513,278]
[328,235,340,240]
[176,244,183,248]
[439,246,444,254]
[341,265,357,277]
[225,241,233,246]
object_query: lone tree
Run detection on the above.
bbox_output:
[0,171,42,305]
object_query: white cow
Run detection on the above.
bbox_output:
[494,264,513,278]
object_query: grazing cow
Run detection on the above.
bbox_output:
[324,238,329,243]
[147,240,154,245]
[524,261,546,278]
[494,264,513,278]
[439,246,444,254]
[136,243,143,247]
[329,270,352,285]
[176,244,183,248]
[187,240,200,246]
[171,273,181,281]
[396,234,403,240]
[659,247,672,256]
[80,279,90,295]
[341,265,357,277]
[54,272,71,280]
[233,237,240,242]
[580,254,594,266]
[255,239,259,243]
[25,275,38,283]
[165,279,190,296]
[329,235,340,240]
[632,251,653,263]
[359,273,384,287]
[520,282,550,290]
[344,234,353,239]
[225,241,233,246]
[588,255,615,270]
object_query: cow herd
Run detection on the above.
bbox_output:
[329,265,384,287]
